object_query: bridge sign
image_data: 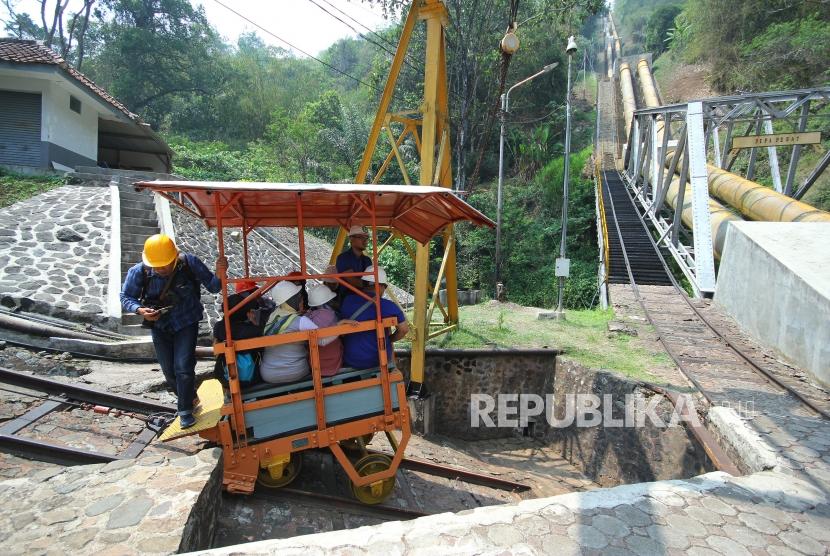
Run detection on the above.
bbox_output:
[732,132,821,150]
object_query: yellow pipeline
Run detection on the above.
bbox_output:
[664,175,742,258]
[631,56,741,258]
[706,165,830,222]
[636,59,660,108]
[636,59,666,144]
[665,152,830,223]
[619,62,636,138]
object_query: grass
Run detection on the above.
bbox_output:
[0,171,64,208]
[399,301,670,383]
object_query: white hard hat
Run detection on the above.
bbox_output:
[271,280,302,306]
[321,264,338,284]
[362,265,387,285]
[348,225,368,237]
[308,284,336,307]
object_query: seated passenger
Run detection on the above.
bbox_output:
[212,280,274,342]
[319,264,342,312]
[306,285,344,377]
[213,280,275,386]
[341,265,409,370]
[260,280,337,383]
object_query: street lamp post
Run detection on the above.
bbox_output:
[553,35,579,319]
[495,62,559,296]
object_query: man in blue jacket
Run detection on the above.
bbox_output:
[121,234,221,428]
[341,265,409,370]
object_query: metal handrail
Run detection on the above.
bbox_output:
[595,159,611,281]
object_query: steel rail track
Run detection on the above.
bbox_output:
[603,169,830,423]
[0,367,174,414]
[377,451,529,492]
[0,367,173,465]
[250,486,428,520]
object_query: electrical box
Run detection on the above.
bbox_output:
[555,258,570,277]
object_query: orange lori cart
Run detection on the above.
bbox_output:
[136,181,493,503]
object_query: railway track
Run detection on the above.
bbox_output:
[0,367,174,465]
[601,169,830,424]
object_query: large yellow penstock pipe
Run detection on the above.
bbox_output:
[706,165,830,222]
[663,175,742,258]
[619,62,636,138]
[633,58,741,258]
[664,152,830,223]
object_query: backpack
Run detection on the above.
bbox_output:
[222,351,259,384]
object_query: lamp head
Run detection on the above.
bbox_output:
[566,35,578,55]
[542,62,559,74]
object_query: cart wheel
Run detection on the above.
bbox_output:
[257,452,303,489]
[340,432,375,451]
[350,453,395,505]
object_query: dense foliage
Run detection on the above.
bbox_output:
[617,0,830,93]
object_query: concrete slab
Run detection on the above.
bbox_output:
[715,222,830,387]
[190,470,830,556]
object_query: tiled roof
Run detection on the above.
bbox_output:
[0,38,140,122]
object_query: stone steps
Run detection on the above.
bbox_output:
[74,166,179,181]
[121,313,144,326]
[119,323,151,337]
[118,182,159,334]
[121,215,158,229]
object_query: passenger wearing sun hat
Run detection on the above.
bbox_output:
[335,224,372,290]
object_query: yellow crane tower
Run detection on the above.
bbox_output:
[329,0,458,397]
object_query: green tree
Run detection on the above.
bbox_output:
[85,0,228,126]
[644,5,682,55]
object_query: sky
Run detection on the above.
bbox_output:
[1,0,394,56]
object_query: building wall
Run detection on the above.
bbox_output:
[42,78,98,162]
[0,70,98,168]
[99,147,169,173]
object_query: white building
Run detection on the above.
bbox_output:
[0,38,172,173]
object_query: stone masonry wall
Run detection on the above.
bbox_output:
[394,349,559,440]
[0,186,111,322]
[394,350,711,486]
[0,448,222,555]
[543,358,713,487]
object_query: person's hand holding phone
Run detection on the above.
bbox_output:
[138,307,162,321]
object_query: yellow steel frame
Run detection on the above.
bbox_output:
[330,0,457,392]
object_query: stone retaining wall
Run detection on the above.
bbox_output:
[543,359,713,487]
[0,186,111,323]
[0,448,222,555]
[395,350,711,486]
[394,348,558,440]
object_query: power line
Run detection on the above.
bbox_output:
[211,0,390,97]
[319,0,400,51]
[307,0,420,74]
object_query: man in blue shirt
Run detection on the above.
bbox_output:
[335,225,372,290]
[341,265,408,370]
[121,234,221,428]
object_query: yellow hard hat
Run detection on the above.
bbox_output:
[142,234,178,267]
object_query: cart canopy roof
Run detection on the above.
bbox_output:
[135,181,494,244]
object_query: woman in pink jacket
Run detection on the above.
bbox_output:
[306,284,344,376]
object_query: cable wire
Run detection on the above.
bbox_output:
[211,0,393,97]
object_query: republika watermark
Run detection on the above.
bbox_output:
[470,393,701,429]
